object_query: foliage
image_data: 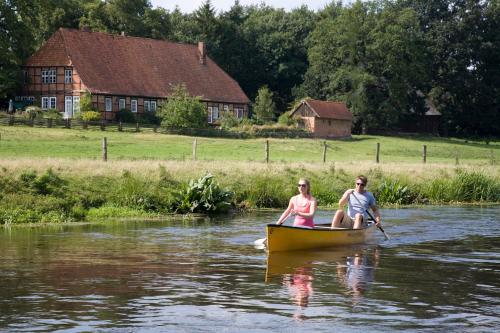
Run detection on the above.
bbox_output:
[80,111,101,122]
[252,86,277,123]
[157,84,208,129]
[116,108,136,123]
[277,110,297,126]
[219,111,240,129]
[174,173,234,214]
[375,180,416,205]
[23,106,43,119]
[43,108,62,119]
[80,91,94,112]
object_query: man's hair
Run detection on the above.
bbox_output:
[356,175,368,185]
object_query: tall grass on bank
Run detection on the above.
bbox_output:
[0,162,498,224]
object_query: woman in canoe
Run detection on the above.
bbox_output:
[276,178,317,228]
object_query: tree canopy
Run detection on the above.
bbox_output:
[1,0,498,136]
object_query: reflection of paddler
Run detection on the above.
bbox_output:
[284,266,313,308]
[337,248,380,301]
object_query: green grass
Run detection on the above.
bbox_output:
[0,125,498,163]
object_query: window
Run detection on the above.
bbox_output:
[144,100,157,112]
[105,97,112,112]
[42,69,56,84]
[65,69,72,83]
[73,96,80,114]
[65,96,73,118]
[119,98,126,110]
[235,107,244,119]
[144,100,150,112]
[208,106,213,123]
[151,101,157,112]
[131,99,137,113]
[223,105,229,114]
[42,96,57,110]
[212,106,219,120]
[23,70,29,84]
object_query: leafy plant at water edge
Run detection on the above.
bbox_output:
[375,180,415,204]
[174,174,234,214]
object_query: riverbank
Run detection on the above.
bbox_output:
[0,159,498,224]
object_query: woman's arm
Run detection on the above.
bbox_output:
[276,198,294,225]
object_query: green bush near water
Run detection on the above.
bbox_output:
[0,168,498,224]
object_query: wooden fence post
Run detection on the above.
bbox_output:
[323,141,327,163]
[192,139,197,160]
[47,118,53,128]
[265,140,269,163]
[455,152,459,165]
[135,122,140,132]
[375,142,380,163]
[8,116,14,126]
[100,120,105,131]
[102,137,107,162]
[423,145,427,164]
[118,121,123,132]
[153,125,157,133]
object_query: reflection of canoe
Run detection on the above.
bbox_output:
[266,222,376,252]
[266,247,364,279]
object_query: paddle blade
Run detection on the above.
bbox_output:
[254,238,267,249]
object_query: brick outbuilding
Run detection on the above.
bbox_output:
[290,99,352,138]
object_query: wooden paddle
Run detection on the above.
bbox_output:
[351,192,390,240]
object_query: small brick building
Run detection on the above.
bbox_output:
[290,99,352,138]
[18,28,250,122]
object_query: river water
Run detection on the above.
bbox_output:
[0,206,499,332]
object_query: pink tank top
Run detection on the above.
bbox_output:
[292,195,314,228]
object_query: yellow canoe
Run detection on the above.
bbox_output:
[266,222,376,252]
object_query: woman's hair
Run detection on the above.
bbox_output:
[299,178,311,195]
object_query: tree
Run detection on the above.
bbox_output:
[157,84,208,128]
[252,86,276,122]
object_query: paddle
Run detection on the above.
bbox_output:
[351,192,390,240]
[254,211,293,247]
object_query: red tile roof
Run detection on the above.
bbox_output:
[299,99,352,120]
[25,28,250,104]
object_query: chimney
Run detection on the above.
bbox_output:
[81,25,90,32]
[198,41,206,65]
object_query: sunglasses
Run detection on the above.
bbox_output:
[297,184,307,187]
[356,182,366,186]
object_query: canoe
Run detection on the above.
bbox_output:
[266,222,376,252]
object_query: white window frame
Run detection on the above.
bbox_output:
[212,106,219,120]
[144,100,150,112]
[131,99,137,113]
[208,106,213,123]
[235,107,244,119]
[42,97,50,109]
[151,101,157,111]
[42,96,56,110]
[42,69,56,84]
[64,69,72,83]
[65,96,73,118]
[105,97,112,112]
[49,97,56,109]
[119,98,126,110]
[73,96,80,114]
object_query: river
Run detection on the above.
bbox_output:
[0,206,499,332]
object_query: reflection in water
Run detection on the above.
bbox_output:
[266,246,380,319]
[336,248,380,304]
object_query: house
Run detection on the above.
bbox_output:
[290,99,352,138]
[18,27,250,122]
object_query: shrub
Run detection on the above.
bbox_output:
[81,111,101,122]
[23,106,42,119]
[174,173,234,214]
[157,84,208,129]
[138,111,160,125]
[116,109,136,123]
[43,108,63,119]
[375,180,416,204]
[252,85,276,123]
[219,112,240,129]
[278,110,297,126]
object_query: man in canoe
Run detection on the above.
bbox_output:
[276,178,317,228]
[331,175,382,229]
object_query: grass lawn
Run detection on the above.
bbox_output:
[0,125,498,165]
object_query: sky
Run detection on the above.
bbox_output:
[149,1,349,13]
